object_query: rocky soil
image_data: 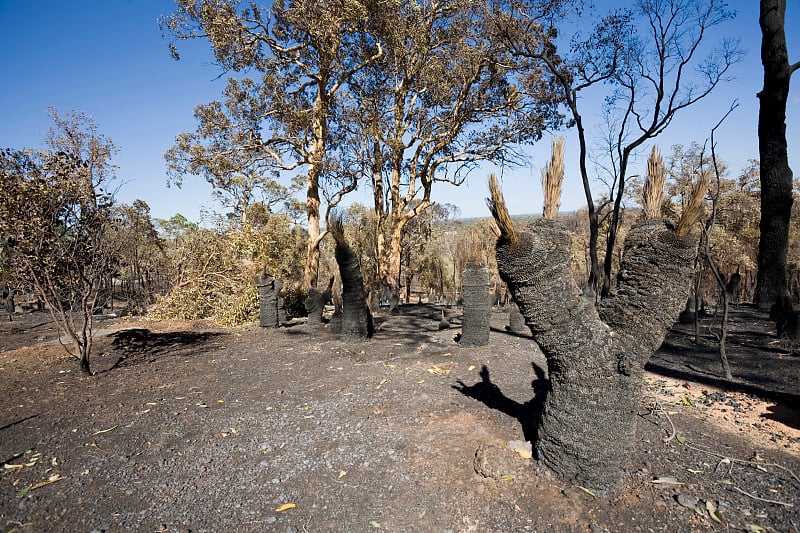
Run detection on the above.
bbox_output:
[1,305,798,532]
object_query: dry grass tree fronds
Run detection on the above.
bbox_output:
[328,210,346,245]
[486,174,520,245]
[488,219,501,238]
[675,169,711,237]
[460,231,486,265]
[541,136,565,220]
[642,145,666,220]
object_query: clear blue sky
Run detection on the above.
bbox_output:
[1,1,798,223]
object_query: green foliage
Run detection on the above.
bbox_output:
[0,109,119,373]
[163,0,564,292]
[281,283,309,319]
[111,200,168,314]
[149,214,306,326]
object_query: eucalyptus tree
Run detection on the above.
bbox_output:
[164,78,297,224]
[113,200,167,313]
[342,0,561,309]
[495,0,742,297]
[162,0,383,288]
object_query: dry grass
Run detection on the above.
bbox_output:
[675,169,711,237]
[486,174,520,245]
[642,145,666,220]
[541,136,565,220]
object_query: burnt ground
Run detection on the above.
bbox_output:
[0,304,798,532]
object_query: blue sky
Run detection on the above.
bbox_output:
[1,0,798,223]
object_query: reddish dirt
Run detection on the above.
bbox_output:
[1,305,798,532]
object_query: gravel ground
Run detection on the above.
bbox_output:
[1,305,798,532]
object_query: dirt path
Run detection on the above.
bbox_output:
[1,306,798,532]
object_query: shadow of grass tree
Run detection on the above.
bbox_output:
[453,364,548,443]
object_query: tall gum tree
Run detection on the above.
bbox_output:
[756,0,799,308]
[344,0,561,308]
[162,0,383,288]
[164,78,297,225]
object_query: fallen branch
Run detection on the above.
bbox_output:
[91,424,118,435]
[732,485,794,508]
[686,443,800,485]
[644,395,677,443]
[30,474,65,491]
[646,397,800,486]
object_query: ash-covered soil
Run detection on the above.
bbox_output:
[1,305,798,532]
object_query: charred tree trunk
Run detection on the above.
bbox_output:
[305,277,333,326]
[507,299,528,335]
[330,215,373,341]
[756,0,798,309]
[772,292,800,339]
[254,270,283,328]
[334,240,373,342]
[460,262,491,347]
[495,219,697,495]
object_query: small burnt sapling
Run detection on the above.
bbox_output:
[487,174,704,496]
[329,214,373,342]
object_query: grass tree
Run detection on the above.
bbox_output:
[460,262,491,347]
[329,213,372,342]
[496,0,741,296]
[486,171,706,495]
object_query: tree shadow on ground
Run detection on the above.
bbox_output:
[106,328,225,371]
[452,363,548,443]
[373,311,461,350]
[762,403,800,430]
[393,304,463,327]
[490,325,532,339]
[646,349,800,406]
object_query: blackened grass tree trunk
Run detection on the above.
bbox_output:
[756,0,799,309]
[305,277,333,327]
[487,174,705,496]
[460,262,491,347]
[507,299,527,335]
[329,214,373,342]
[254,267,283,328]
